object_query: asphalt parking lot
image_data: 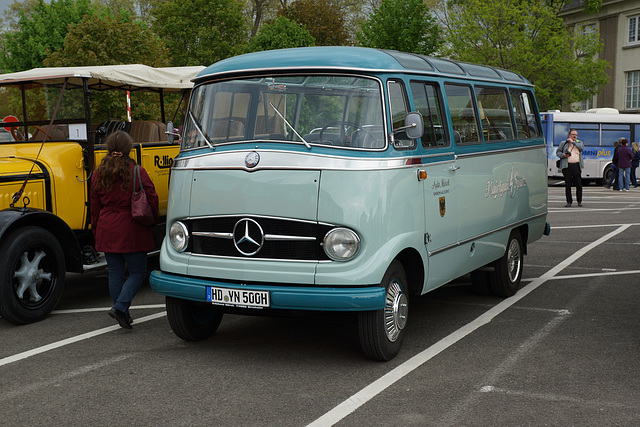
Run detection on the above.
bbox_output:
[1,184,639,426]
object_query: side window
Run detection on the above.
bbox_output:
[444,84,481,145]
[475,86,515,142]
[410,81,449,148]
[509,89,542,139]
[388,80,414,149]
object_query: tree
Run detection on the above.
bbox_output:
[280,0,350,46]
[0,0,95,72]
[440,0,609,111]
[246,16,315,53]
[43,14,170,67]
[151,0,249,67]
[356,0,441,55]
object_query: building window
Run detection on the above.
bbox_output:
[580,97,594,111]
[582,23,596,36]
[626,71,640,109]
[629,15,640,44]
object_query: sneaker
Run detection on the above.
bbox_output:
[564,203,571,207]
[624,189,629,191]
[619,189,623,191]
[109,307,132,329]
[578,203,583,207]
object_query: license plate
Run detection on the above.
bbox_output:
[206,286,270,309]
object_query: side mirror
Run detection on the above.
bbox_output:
[165,121,179,144]
[403,112,424,140]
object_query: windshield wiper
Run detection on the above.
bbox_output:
[269,102,311,149]
[188,111,215,150]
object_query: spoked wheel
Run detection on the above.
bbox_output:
[358,260,408,361]
[166,296,223,341]
[489,230,524,297]
[0,226,66,324]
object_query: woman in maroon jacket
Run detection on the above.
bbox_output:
[91,131,159,329]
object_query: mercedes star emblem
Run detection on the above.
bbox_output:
[233,218,264,256]
[245,151,260,168]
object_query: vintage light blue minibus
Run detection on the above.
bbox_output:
[150,47,550,361]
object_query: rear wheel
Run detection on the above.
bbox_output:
[0,226,66,324]
[166,296,223,341]
[489,230,523,297]
[358,261,408,361]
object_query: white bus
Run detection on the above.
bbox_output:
[541,109,640,184]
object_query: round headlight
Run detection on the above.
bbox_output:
[169,221,189,252]
[323,228,360,261]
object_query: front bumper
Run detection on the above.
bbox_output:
[149,270,386,311]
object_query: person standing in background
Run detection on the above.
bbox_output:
[556,129,584,207]
[91,131,159,329]
[605,139,620,190]
[616,138,634,192]
[630,141,639,188]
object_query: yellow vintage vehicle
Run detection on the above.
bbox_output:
[0,65,204,324]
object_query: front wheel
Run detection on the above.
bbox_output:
[358,260,408,361]
[489,230,524,297]
[0,226,66,324]
[166,296,223,341]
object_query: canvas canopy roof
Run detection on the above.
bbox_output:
[0,64,205,92]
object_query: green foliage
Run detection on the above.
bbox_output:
[356,0,441,55]
[246,16,315,53]
[280,0,350,46]
[0,0,95,72]
[44,14,170,67]
[151,0,249,67]
[441,0,609,111]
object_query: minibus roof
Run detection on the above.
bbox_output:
[196,47,530,86]
[0,64,205,91]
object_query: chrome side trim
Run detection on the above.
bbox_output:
[174,149,456,172]
[427,212,547,257]
[456,144,545,159]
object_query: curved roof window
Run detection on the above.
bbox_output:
[384,51,435,71]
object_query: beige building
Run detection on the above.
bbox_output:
[561,0,640,112]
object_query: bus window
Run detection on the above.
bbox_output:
[388,80,414,149]
[601,124,631,147]
[568,123,599,146]
[410,81,449,148]
[445,83,481,145]
[475,86,514,142]
[510,89,542,139]
[553,122,569,145]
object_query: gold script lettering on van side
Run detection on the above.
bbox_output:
[484,167,527,199]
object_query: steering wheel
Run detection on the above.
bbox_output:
[10,127,24,141]
[318,121,373,146]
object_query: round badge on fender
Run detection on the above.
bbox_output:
[245,151,260,169]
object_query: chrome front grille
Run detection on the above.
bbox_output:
[186,216,333,261]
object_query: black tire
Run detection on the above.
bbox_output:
[470,269,492,296]
[0,226,66,324]
[166,296,223,341]
[489,230,524,297]
[358,260,408,361]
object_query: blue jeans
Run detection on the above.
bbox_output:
[105,252,147,314]
[618,167,631,190]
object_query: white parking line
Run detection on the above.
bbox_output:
[306,224,632,427]
[0,312,166,368]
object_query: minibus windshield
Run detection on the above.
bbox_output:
[182,75,385,150]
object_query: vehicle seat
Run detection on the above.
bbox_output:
[130,120,167,143]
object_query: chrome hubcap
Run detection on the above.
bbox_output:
[384,280,408,342]
[507,238,521,283]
